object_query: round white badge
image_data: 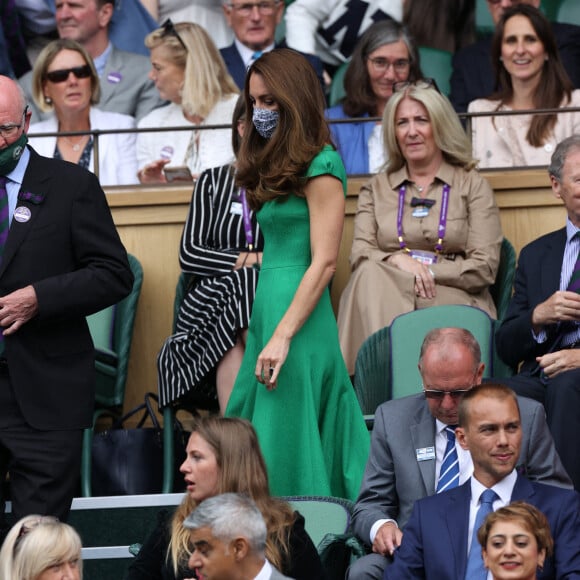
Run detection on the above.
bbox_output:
[13,206,31,223]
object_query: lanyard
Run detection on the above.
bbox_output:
[240,187,254,251]
[397,183,450,254]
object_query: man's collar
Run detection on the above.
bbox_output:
[6,146,30,187]
[254,559,273,580]
[470,469,517,505]
[234,38,275,67]
[93,42,113,78]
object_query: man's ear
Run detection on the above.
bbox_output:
[456,426,469,451]
[231,537,249,561]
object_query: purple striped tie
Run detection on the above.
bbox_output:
[568,241,580,293]
[0,176,8,262]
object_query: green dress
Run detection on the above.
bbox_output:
[225,147,370,500]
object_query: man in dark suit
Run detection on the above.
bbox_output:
[450,0,580,112]
[220,0,324,91]
[20,0,161,122]
[496,135,580,492]
[348,328,571,580]
[0,75,133,524]
[384,383,580,579]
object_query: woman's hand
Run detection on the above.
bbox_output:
[255,333,290,390]
[234,252,263,270]
[387,253,436,299]
[137,159,170,184]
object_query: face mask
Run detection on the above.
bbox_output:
[0,133,27,175]
[252,107,279,139]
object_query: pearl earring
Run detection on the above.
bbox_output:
[44,96,52,105]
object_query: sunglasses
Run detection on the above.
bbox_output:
[45,65,92,84]
[423,388,473,400]
[161,18,188,52]
[393,78,441,94]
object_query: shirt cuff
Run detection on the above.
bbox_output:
[532,328,547,343]
[370,518,398,543]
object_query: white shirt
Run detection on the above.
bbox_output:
[369,419,473,543]
[6,146,30,225]
[234,38,275,69]
[254,559,273,580]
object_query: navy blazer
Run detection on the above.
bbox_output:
[220,42,325,91]
[2,148,133,431]
[450,22,580,113]
[496,228,566,372]
[384,476,580,580]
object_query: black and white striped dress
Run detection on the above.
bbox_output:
[157,164,263,407]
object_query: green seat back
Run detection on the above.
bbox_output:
[417,46,453,97]
[489,237,516,321]
[87,307,115,351]
[475,0,495,37]
[284,496,352,547]
[390,305,494,399]
[329,60,349,107]
[557,0,580,24]
[354,327,390,417]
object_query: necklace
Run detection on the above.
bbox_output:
[61,135,87,152]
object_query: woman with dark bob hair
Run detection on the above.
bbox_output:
[478,501,554,580]
[469,4,580,168]
[225,48,369,500]
[326,19,422,175]
[126,417,325,579]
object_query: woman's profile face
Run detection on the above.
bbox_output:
[366,39,410,106]
[501,14,546,86]
[148,44,185,104]
[482,519,546,580]
[180,432,220,502]
[35,557,81,580]
[42,49,92,115]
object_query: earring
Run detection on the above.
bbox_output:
[44,96,52,105]
[499,56,503,62]
[545,55,549,61]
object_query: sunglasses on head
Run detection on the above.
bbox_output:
[161,18,188,52]
[393,78,441,94]
[45,65,92,84]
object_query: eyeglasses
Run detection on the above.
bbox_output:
[227,1,279,17]
[161,18,188,51]
[393,78,441,94]
[0,107,28,139]
[14,516,59,552]
[423,387,473,400]
[367,57,410,74]
[45,65,92,84]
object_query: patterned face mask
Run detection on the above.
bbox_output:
[252,107,279,139]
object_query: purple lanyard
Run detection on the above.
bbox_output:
[240,187,254,251]
[397,183,450,253]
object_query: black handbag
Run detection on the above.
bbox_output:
[91,393,188,496]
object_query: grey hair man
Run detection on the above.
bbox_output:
[184,493,293,580]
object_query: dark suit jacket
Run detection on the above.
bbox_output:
[450,23,580,113]
[352,393,571,546]
[2,148,133,431]
[384,476,580,580]
[496,228,565,371]
[219,42,325,91]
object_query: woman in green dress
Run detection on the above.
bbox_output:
[225,48,370,501]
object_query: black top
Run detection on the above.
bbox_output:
[125,508,327,580]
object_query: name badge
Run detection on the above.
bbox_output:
[409,250,437,265]
[416,447,436,462]
[412,206,430,218]
[230,201,243,215]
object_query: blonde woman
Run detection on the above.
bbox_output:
[0,515,82,580]
[126,417,325,580]
[137,20,239,184]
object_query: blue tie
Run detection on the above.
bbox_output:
[252,50,263,61]
[464,489,499,580]
[436,426,460,492]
